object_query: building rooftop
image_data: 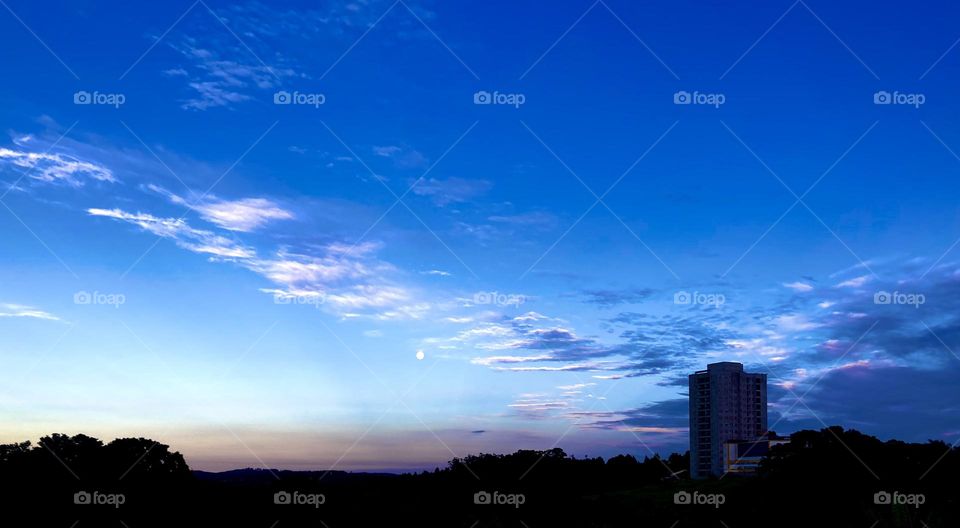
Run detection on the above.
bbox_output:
[708,361,745,370]
[692,361,745,375]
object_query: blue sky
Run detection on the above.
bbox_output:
[1,0,960,471]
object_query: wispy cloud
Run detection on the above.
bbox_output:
[0,303,59,321]
[570,399,688,439]
[836,275,870,288]
[412,177,492,206]
[148,184,294,232]
[88,204,427,319]
[216,0,434,41]
[0,147,115,187]
[160,0,436,111]
[163,7,299,111]
[168,38,297,110]
[194,197,294,232]
[373,146,402,157]
[507,394,572,420]
[373,145,428,169]
[487,211,558,229]
[87,208,256,259]
[246,242,429,319]
[783,281,814,292]
[459,310,728,379]
[580,288,655,306]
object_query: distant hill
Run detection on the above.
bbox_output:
[192,467,397,485]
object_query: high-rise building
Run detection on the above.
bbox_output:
[688,362,767,478]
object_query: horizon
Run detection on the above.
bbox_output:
[3,0,960,473]
[8,421,912,475]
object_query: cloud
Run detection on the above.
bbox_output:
[0,147,115,186]
[444,212,556,245]
[0,303,59,321]
[148,184,294,232]
[783,281,814,292]
[770,259,959,367]
[373,145,428,169]
[459,309,734,379]
[777,363,960,442]
[573,398,689,434]
[487,211,558,229]
[836,275,870,288]
[774,314,821,332]
[160,0,437,110]
[247,244,430,320]
[471,354,554,366]
[557,382,596,391]
[451,221,498,241]
[215,0,435,41]
[421,269,451,277]
[6,121,243,196]
[249,244,380,284]
[87,208,256,258]
[580,288,655,306]
[325,284,411,310]
[182,81,255,110]
[167,32,296,110]
[705,258,960,442]
[373,146,402,157]
[411,177,492,206]
[194,198,294,232]
[89,206,426,319]
[507,394,572,419]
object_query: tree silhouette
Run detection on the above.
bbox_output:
[0,428,955,527]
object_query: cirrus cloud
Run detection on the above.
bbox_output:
[0,303,59,321]
[87,208,255,259]
[0,147,115,187]
[147,184,294,232]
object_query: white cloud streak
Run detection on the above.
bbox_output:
[0,147,115,186]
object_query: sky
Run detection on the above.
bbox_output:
[1,0,960,472]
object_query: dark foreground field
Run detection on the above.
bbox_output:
[0,426,955,527]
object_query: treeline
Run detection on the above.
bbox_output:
[0,433,190,483]
[0,427,956,527]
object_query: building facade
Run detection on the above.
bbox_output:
[722,433,789,475]
[689,362,767,478]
